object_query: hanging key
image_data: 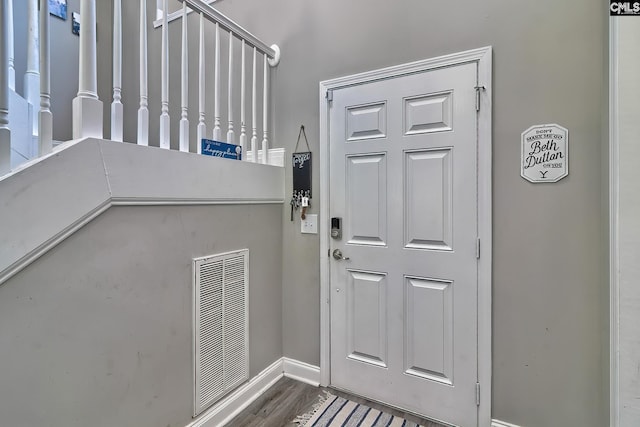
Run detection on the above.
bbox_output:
[290,198,295,221]
[301,196,309,220]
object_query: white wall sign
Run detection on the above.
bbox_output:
[521,123,568,183]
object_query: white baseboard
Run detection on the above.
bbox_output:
[282,357,321,387]
[186,356,511,427]
[185,357,320,427]
[187,358,284,427]
[492,420,523,427]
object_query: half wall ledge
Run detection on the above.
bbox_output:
[0,138,285,286]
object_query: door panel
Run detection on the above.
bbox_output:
[329,62,479,427]
[404,149,453,250]
[346,270,388,368]
[346,154,387,246]
[404,91,453,135]
[346,102,388,141]
[404,276,454,385]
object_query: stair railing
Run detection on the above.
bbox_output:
[123,0,282,162]
[0,0,281,176]
[0,0,64,173]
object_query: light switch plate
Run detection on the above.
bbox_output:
[301,214,318,234]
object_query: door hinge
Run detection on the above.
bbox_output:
[475,85,485,112]
[328,248,331,257]
[476,238,481,259]
[476,383,481,406]
[326,89,333,103]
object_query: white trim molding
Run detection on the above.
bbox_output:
[186,355,513,427]
[492,420,523,427]
[282,357,321,386]
[186,358,284,427]
[184,357,320,427]
[609,15,640,427]
[609,16,619,427]
[0,138,285,287]
[318,46,493,426]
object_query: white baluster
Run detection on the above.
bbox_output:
[73,0,103,140]
[213,23,221,141]
[239,40,246,159]
[111,0,123,142]
[0,0,11,174]
[250,47,257,163]
[179,2,189,152]
[24,0,40,136]
[226,32,234,144]
[137,0,149,146]
[196,12,206,154]
[159,0,170,149]
[7,0,14,91]
[38,0,52,155]
[261,54,269,165]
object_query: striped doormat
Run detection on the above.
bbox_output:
[295,393,425,427]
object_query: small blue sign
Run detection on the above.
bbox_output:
[201,139,242,160]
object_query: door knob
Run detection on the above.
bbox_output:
[332,249,350,261]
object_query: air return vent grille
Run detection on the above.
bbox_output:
[193,249,249,416]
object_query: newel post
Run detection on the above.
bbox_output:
[25,0,40,135]
[72,0,103,140]
[7,0,14,91]
[39,0,53,155]
[0,0,11,174]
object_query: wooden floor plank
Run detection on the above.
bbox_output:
[226,377,447,427]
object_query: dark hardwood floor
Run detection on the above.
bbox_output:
[226,377,447,427]
[226,377,319,427]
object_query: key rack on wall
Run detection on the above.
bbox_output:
[291,125,312,220]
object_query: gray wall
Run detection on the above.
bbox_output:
[107,1,607,426]
[208,1,608,426]
[0,204,283,427]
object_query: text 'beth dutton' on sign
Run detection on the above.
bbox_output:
[521,124,568,183]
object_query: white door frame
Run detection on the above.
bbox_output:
[608,16,640,427]
[319,46,493,426]
[609,17,619,427]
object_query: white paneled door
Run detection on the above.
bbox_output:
[329,62,479,427]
